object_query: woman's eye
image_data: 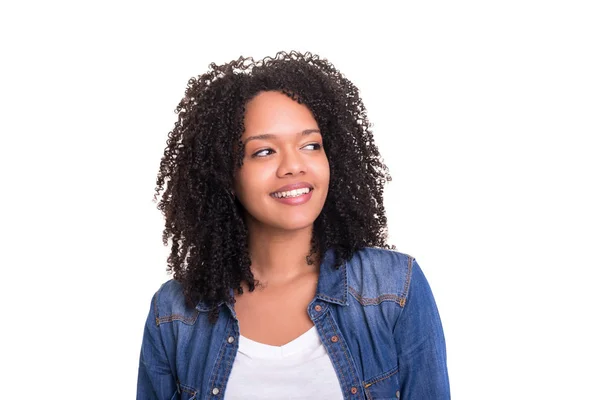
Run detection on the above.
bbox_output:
[303,143,322,151]
[252,148,275,158]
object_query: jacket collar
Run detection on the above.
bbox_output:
[195,247,349,312]
[314,247,349,306]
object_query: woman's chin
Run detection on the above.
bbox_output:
[260,216,317,233]
[244,206,321,233]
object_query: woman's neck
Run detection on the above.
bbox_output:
[246,223,318,285]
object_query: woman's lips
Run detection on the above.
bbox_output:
[271,189,313,206]
[271,182,313,193]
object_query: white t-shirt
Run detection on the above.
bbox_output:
[224,326,345,399]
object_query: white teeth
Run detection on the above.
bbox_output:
[273,187,311,198]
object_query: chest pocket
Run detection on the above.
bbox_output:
[363,367,400,400]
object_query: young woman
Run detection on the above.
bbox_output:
[137,51,450,399]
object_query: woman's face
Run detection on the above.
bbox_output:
[233,90,330,232]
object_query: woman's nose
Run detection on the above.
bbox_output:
[277,147,306,177]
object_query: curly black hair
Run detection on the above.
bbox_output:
[154,50,395,321]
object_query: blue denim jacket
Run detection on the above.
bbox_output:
[137,247,450,399]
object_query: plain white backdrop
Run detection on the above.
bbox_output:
[1,1,598,398]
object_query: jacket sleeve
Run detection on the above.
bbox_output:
[395,259,450,399]
[137,291,177,400]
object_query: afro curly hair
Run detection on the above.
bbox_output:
[154,50,395,322]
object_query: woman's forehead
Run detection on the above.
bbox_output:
[242,91,318,138]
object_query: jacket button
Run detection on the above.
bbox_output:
[396,390,400,398]
[331,335,339,343]
[212,387,220,395]
[314,305,322,312]
[351,387,358,394]
[227,336,235,344]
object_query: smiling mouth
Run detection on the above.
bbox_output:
[270,187,314,199]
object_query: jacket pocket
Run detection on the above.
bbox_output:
[363,367,400,400]
[170,381,198,400]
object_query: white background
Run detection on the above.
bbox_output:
[1,1,599,398]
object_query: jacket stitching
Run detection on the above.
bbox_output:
[348,286,407,307]
[315,260,349,305]
[156,311,200,325]
[153,293,160,326]
[219,327,237,399]
[363,366,399,400]
[327,312,361,397]
[325,312,350,393]
[177,381,197,397]
[364,365,399,387]
[399,257,414,307]
[317,294,343,303]
[153,286,201,326]
[208,332,228,396]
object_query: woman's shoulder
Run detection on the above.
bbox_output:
[150,279,200,324]
[345,247,418,306]
[349,246,415,276]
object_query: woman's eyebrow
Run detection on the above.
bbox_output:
[242,129,321,146]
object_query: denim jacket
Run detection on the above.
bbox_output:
[137,247,450,399]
